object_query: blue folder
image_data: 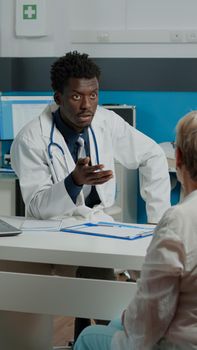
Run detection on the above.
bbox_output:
[60,221,154,241]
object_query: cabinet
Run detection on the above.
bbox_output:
[0,174,25,216]
[0,175,16,216]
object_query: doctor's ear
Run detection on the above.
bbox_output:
[54,92,62,105]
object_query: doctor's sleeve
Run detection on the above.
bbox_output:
[138,142,171,223]
[10,135,76,219]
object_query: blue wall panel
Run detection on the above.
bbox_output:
[99,91,197,141]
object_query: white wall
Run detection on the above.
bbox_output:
[1,0,197,57]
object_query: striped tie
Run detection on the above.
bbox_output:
[77,136,86,159]
[77,135,91,198]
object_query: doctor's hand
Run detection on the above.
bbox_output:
[72,157,113,186]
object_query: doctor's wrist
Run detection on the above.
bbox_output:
[64,174,82,203]
[71,170,83,186]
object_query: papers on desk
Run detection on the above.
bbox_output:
[21,219,155,240]
[61,221,155,241]
[21,217,83,231]
[22,219,62,231]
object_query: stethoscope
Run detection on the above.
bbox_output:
[48,117,100,178]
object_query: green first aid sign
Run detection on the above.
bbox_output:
[23,4,37,19]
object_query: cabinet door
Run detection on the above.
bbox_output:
[0,178,16,216]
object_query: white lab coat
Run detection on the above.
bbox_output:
[11,104,170,222]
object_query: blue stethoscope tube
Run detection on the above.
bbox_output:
[48,117,100,167]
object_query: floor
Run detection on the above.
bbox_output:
[53,316,74,347]
[52,273,130,347]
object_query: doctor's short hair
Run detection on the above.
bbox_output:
[176,110,197,181]
[50,51,101,93]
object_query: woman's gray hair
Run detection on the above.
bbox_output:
[176,111,197,181]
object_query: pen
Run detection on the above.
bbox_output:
[136,230,154,237]
[84,222,117,227]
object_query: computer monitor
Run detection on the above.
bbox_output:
[102,104,136,128]
[0,93,53,140]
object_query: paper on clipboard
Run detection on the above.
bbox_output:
[60,221,155,240]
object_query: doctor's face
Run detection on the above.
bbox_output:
[56,77,99,132]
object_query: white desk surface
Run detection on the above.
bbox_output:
[0,216,152,270]
[0,216,150,349]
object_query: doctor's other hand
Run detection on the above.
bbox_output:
[72,157,113,186]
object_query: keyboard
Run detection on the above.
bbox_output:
[0,219,22,236]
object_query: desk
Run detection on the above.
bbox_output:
[0,217,151,350]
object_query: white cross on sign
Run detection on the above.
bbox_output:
[23,5,37,19]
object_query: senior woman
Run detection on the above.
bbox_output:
[74,111,197,350]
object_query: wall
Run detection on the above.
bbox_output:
[99,91,197,143]
[1,0,197,58]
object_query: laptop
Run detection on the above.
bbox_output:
[0,218,22,236]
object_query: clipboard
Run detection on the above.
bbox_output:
[60,221,155,241]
